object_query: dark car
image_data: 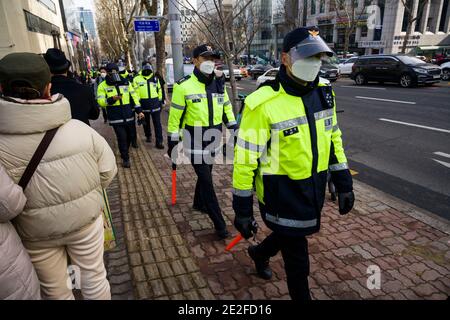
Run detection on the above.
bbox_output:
[248,64,271,80]
[319,61,339,82]
[350,54,442,88]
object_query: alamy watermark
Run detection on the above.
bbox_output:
[366,265,381,290]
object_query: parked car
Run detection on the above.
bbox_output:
[165,60,195,91]
[319,60,339,82]
[350,54,442,88]
[248,64,271,80]
[339,57,358,75]
[440,61,450,81]
[217,64,242,81]
[256,68,279,86]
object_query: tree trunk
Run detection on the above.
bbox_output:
[343,30,350,58]
[401,21,414,54]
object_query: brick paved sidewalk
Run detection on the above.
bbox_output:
[93,114,449,300]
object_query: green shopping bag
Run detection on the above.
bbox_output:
[102,188,116,251]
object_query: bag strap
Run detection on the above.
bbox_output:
[18,127,59,190]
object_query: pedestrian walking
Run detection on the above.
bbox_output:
[44,48,99,126]
[232,27,355,300]
[167,44,237,240]
[0,164,41,300]
[119,64,139,148]
[97,62,144,168]
[95,66,108,123]
[0,52,118,300]
[133,61,164,148]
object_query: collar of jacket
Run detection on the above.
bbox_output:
[51,74,75,83]
[194,67,214,85]
[105,75,127,86]
[0,94,70,134]
[278,64,319,97]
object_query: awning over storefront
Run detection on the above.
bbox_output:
[418,45,450,50]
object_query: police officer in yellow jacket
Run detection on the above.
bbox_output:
[133,62,164,148]
[232,27,355,300]
[97,63,144,168]
[168,45,237,240]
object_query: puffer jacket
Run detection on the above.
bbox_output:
[0,94,117,242]
[0,164,41,299]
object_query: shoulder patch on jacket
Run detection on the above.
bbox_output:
[245,84,280,110]
[176,75,191,85]
[318,85,335,109]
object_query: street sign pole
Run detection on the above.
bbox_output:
[169,0,184,82]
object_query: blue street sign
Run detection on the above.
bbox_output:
[134,19,160,32]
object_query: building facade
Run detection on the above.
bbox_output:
[0,0,69,59]
[302,0,450,56]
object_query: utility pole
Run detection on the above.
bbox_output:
[169,0,184,82]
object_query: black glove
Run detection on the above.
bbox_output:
[232,194,257,239]
[234,215,258,239]
[106,97,116,105]
[338,191,355,215]
[167,138,178,159]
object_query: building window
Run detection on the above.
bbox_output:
[330,0,336,12]
[320,0,325,13]
[439,0,449,32]
[401,0,413,32]
[415,0,426,32]
[24,10,60,36]
[361,25,368,37]
[38,0,56,14]
[311,0,316,15]
[261,29,271,40]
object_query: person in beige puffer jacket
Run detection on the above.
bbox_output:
[0,52,118,300]
[0,164,41,300]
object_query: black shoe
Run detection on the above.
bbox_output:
[146,136,152,143]
[248,245,272,280]
[216,229,231,240]
[122,160,131,168]
[156,143,164,150]
[132,142,138,149]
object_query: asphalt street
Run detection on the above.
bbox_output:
[226,77,450,220]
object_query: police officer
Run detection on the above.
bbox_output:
[97,63,144,168]
[118,64,139,148]
[95,66,108,123]
[232,27,355,300]
[168,44,237,240]
[133,61,164,149]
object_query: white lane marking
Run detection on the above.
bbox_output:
[379,118,450,133]
[432,159,450,168]
[226,85,244,90]
[340,85,386,90]
[356,96,416,104]
[433,151,450,158]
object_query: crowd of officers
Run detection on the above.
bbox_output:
[19,26,356,301]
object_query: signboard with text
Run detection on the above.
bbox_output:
[134,19,160,32]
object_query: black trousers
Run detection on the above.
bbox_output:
[192,163,226,231]
[130,119,137,145]
[255,232,311,300]
[101,108,108,122]
[142,111,163,144]
[112,122,136,161]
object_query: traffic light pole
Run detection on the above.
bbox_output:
[168,0,184,82]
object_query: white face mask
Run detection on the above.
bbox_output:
[199,60,215,75]
[290,56,322,82]
[100,72,107,78]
